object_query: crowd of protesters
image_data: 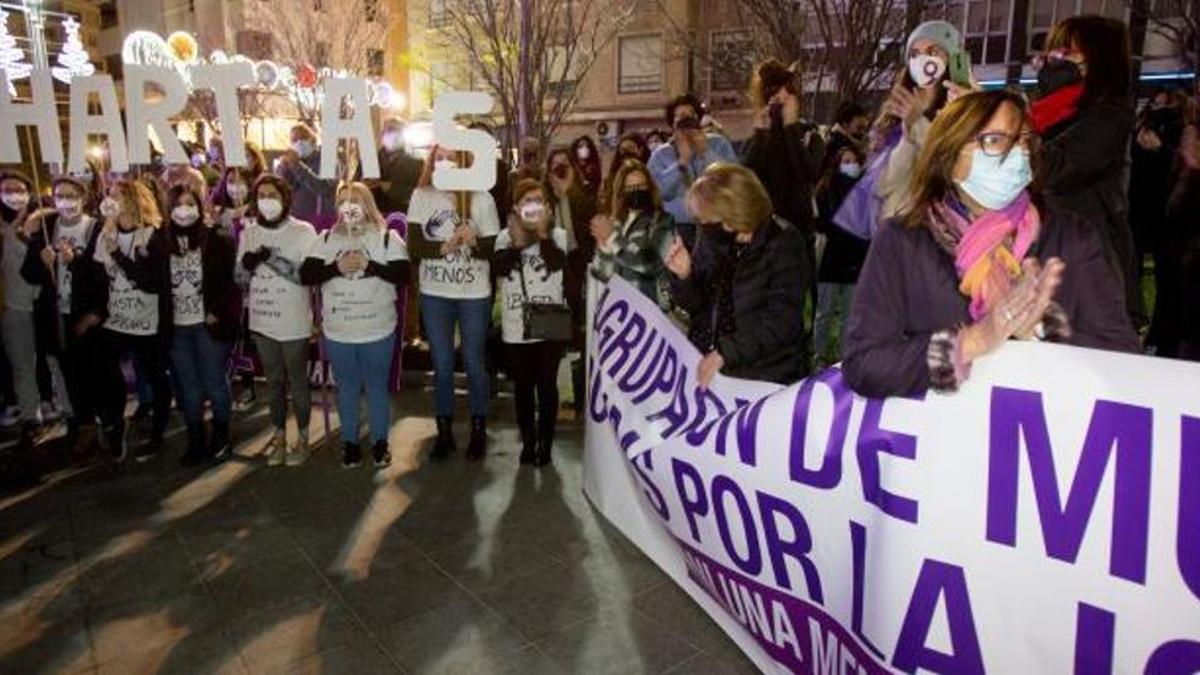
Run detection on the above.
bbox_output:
[0,12,1197,485]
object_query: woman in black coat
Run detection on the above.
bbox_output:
[1030,15,1142,330]
[666,163,811,386]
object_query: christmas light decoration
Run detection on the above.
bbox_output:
[51,16,95,84]
[0,7,32,95]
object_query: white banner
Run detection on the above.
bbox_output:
[584,276,1200,674]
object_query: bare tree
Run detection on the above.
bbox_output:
[246,0,392,120]
[1127,0,1199,79]
[435,0,636,155]
[806,0,905,106]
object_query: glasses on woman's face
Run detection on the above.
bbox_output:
[974,130,1037,157]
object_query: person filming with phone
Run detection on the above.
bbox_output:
[647,94,739,249]
[872,20,976,223]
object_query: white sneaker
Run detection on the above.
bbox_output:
[286,435,311,467]
[266,432,287,466]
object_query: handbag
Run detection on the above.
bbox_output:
[518,255,572,342]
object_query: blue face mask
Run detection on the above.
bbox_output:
[956,148,1032,210]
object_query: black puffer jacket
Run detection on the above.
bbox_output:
[1037,98,1141,324]
[670,218,811,384]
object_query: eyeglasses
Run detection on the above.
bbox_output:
[974,131,1037,157]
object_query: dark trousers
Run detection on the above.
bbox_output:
[38,311,101,425]
[505,342,563,447]
[97,329,170,437]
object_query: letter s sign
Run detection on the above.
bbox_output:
[432,91,497,192]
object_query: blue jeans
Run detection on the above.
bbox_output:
[420,294,490,418]
[169,324,233,427]
[325,334,395,444]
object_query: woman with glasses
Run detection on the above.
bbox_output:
[841,91,1139,399]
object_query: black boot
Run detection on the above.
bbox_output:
[430,416,455,461]
[518,426,536,466]
[535,418,555,467]
[180,423,207,466]
[466,416,487,461]
[210,421,232,462]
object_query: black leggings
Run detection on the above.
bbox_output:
[505,342,563,446]
[97,329,170,436]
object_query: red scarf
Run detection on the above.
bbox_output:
[1030,83,1084,134]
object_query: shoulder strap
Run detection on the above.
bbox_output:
[516,249,530,301]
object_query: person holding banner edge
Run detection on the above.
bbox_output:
[665,163,811,388]
[841,90,1140,399]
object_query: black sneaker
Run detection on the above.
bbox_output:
[342,442,362,469]
[372,440,391,468]
[104,423,128,462]
[211,423,233,462]
[465,416,487,462]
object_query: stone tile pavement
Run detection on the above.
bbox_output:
[0,385,759,674]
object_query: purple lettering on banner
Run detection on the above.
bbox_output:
[677,538,891,675]
[1179,416,1200,601]
[673,457,709,543]
[630,343,678,405]
[788,370,852,489]
[684,388,730,448]
[1145,640,1200,675]
[856,395,923,524]
[601,312,647,379]
[1073,602,1114,675]
[588,356,611,424]
[986,388,1152,584]
[712,475,763,576]
[715,397,763,468]
[892,559,985,675]
[591,285,612,331]
[631,450,670,521]
[647,365,691,438]
[617,334,666,396]
[594,298,627,356]
[605,405,640,453]
[849,520,886,660]
[757,491,824,603]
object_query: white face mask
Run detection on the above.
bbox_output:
[172,204,200,226]
[956,148,1032,210]
[100,196,122,219]
[382,132,403,152]
[257,198,284,221]
[908,54,947,89]
[575,145,591,160]
[338,201,365,224]
[293,140,315,158]
[518,201,545,225]
[839,162,863,179]
[55,198,82,219]
[1,191,30,211]
[227,183,248,203]
[190,153,206,169]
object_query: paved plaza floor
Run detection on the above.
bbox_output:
[0,383,759,674]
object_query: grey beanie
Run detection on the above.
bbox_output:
[905,20,962,57]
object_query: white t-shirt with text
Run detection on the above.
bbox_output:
[237,216,318,342]
[96,228,158,336]
[53,216,96,315]
[495,227,568,345]
[309,228,409,344]
[171,245,204,326]
[406,187,499,300]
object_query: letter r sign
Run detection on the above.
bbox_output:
[432,91,497,192]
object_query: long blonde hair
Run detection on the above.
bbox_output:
[103,179,162,236]
[334,181,386,236]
